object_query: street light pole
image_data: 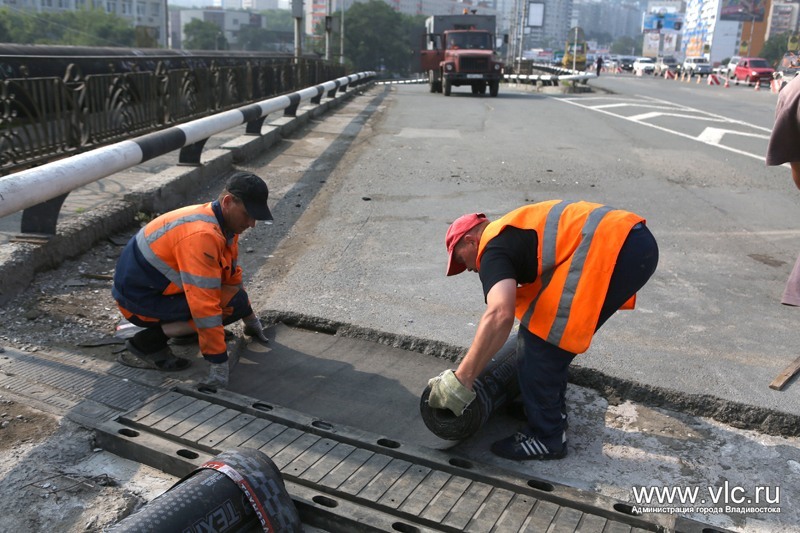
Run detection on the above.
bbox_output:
[340,0,345,65]
[572,27,578,71]
[746,13,755,56]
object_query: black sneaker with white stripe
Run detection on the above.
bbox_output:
[491,431,567,461]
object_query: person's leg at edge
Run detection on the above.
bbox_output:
[490,328,574,460]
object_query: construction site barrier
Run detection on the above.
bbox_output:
[707,74,720,85]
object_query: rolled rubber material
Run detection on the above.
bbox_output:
[420,331,520,441]
[108,448,302,532]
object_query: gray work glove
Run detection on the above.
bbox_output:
[427,369,476,416]
[243,316,269,344]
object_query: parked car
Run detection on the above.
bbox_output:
[720,56,741,78]
[633,57,655,74]
[619,56,636,71]
[653,56,679,75]
[682,56,712,76]
[732,57,775,84]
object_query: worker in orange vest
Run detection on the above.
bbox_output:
[113,171,272,389]
[428,201,658,460]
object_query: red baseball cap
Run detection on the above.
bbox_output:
[445,213,487,276]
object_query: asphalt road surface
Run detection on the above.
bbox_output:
[244,78,800,426]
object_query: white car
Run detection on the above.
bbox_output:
[683,56,712,76]
[632,57,655,74]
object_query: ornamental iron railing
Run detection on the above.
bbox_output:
[0,48,344,175]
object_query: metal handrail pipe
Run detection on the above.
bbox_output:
[0,71,375,220]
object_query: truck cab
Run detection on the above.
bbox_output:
[420,14,504,97]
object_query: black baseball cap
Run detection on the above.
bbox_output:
[225,172,273,221]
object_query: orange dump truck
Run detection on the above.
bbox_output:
[420,14,504,97]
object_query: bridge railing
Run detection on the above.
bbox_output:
[0,53,344,175]
[0,71,375,237]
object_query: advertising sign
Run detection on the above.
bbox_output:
[642,12,684,31]
[720,0,765,22]
[643,30,660,56]
[527,3,544,27]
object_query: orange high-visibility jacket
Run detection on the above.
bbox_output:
[476,200,644,354]
[134,202,242,358]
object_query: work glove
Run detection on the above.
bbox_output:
[427,369,476,417]
[243,316,269,344]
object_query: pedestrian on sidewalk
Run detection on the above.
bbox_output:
[427,201,658,460]
[112,171,272,389]
[766,74,800,306]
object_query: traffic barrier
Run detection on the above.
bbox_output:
[724,77,730,88]
[707,74,720,86]
[755,81,761,91]
[696,75,702,84]
[664,70,675,80]
[771,79,783,93]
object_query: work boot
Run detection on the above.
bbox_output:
[201,362,229,389]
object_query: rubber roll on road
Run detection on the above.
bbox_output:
[420,331,520,441]
[108,447,302,532]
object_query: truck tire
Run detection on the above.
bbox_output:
[444,78,452,96]
[489,80,499,97]
[429,71,436,93]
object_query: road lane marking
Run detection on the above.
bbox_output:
[557,95,769,162]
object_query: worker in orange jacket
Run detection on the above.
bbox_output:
[427,201,658,460]
[112,172,273,389]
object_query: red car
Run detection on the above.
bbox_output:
[733,57,775,85]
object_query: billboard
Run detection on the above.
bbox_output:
[642,12,684,32]
[528,3,544,27]
[720,0,766,22]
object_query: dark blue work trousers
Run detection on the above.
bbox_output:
[517,224,659,448]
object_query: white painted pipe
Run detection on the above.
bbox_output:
[0,72,375,220]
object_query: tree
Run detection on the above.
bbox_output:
[338,0,418,75]
[610,36,640,56]
[184,19,227,50]
[262,9,293,32]
[0,7,135,46]
[761,32,790,66]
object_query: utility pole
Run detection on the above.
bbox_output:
[325,0,332,61]
[572,27,578,71]
[339,0,345,65]
[292,0,303,60]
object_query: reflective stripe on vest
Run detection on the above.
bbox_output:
[135,212,222,291]
[477,201,644,354]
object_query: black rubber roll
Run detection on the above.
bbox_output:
[420,331,520,441]
[108,448,302,533]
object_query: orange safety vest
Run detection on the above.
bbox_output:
[135,202,242,357]
[476,200,644,354]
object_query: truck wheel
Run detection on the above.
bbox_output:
[489,80,499,97]
[429,71,436,93]
[444,78,452,96]
[478,82,487,95]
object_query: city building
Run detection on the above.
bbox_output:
[681,0,769,65]
[574,0,646,42]
[303,0,499,37]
